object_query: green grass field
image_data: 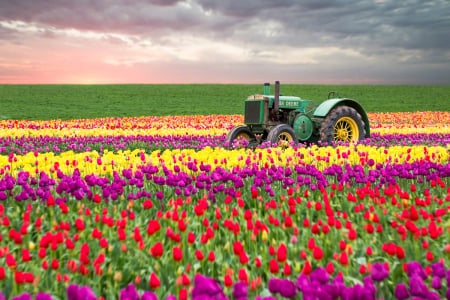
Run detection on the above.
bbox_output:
[0,84,449,120]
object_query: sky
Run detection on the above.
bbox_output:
[0,0,449,85]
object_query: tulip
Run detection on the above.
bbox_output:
[371,262,389,282]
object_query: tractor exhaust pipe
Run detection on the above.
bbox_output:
[274,80,280,111]
[263,82,270,95]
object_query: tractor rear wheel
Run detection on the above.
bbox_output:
[267,124,298,147]
[319,106,366,144]
[225,125,256,148]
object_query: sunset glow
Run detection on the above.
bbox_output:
[1,1,449,84]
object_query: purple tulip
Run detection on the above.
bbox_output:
[409,274,429,297]
[296,274,310,292]
[370,262,389,282]
[191,274,226,300]
[268,278,281,294]
[279,279,297,298]
[120,283,140,300]
[141,292,158,300]
[36,293,53,300]
[12,293,32,300]
[431,262,446,279]
[232,282,248,299]
[406,262,425,278]
[425,291,442,300]
[67,284,80,300]
[310,267,329,285]
[394,283,410,300]
[431,276,442,290]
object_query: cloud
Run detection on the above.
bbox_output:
[0,0,449,84]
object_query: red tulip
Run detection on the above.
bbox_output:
[268,245,275,256]
[239,252,248,265]
[283,263,292,276]
[181,273,190,286]
[300,249,307,260]
[339,252,349,266]
[42,260,49,270]
[269,259,279,274]
[339,240,346,251]
[238,268,248,283]
[255,257,262,268]
[150,242,164,258]
[311,223,320,234]
[277,243,287,262]
[224,274,233,287]
[195,249,204,261]
[92,228,102,239]
[313,246,324,261]
[47,195,55,207]
[307,237,315,250]
[359,264,367,274]
[6,253,16,269]
[178,219,187,232]
[303,218,310,228]
[51,258,59,270]
[21,249,32,262]
[75,218,85,231]
[302,261,312,275]
[149,272,160,289]
[187,232,196,244]
[147,220,161,235]
[179,289,188,300]
[365,223,374,234]
[0,266,5,280]
[396,246,405,260]
[326,261,334,274]
[173,247,183,262]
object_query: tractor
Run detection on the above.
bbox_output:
[225,81,370,147]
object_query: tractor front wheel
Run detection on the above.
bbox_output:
[225,125,256,148]
[319,106,366,144]
[267,124,298,147]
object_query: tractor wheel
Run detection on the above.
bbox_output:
[319,106,366,144]
[267,124,298,147]
[225,125,256,148]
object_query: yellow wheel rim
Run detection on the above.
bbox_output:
[277,132,293,147]
[236,133,251,140]
[334,117,359,142]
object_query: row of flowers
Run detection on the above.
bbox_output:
[0,132,449,155]
[1,112,449,138]
[4,263,450,300]
[0,144,448,180]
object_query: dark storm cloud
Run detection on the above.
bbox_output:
[1,0,448,50]
[0,0,201,34]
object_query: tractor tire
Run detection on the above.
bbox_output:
[319,106,366,144]
[267,124,298,147]
[225,125,256,148]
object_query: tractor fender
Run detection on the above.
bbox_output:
[313,98,370,137]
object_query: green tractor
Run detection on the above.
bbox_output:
[225,81,370,147]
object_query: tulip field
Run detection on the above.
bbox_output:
[0,111,449,299]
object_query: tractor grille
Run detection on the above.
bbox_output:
[244,101,262,124]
